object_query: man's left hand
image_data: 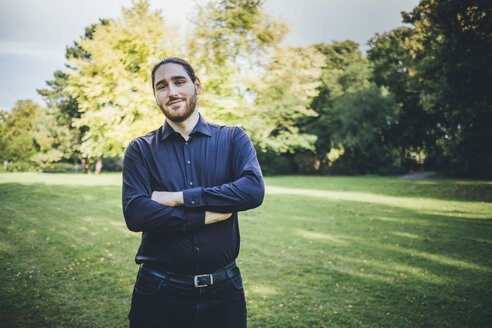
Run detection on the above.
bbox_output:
[151,191,184,207]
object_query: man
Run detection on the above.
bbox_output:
[122,57,264,327]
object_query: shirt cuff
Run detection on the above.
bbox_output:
[183,187,204,208]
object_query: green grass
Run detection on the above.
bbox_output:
[1,173,491,327]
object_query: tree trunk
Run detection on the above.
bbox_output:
[95,154,103,175]
[81,158,87,174]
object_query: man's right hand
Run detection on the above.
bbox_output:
[205,211,232,225]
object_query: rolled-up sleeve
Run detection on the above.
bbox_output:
[182,128,264,213]
[122,140,205,232]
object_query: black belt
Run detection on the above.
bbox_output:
[141,261,238,288]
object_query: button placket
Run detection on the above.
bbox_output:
[183,139,193,190]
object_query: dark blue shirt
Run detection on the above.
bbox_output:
[122,115,264,274]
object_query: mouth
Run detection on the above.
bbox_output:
[168,99,184,106]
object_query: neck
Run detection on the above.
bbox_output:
[166,109,199,141]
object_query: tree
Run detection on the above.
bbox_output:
[368,28,440,171]
[0,100,40,162]
[30,107,71,169]
[188,0,323,153]
[327,86,401,174]
[38,19,109,173]
[305,41,401,174]
[402,0,492,178]
[0,100,71,170]
[66,0,177,174]
[246,45,323,153]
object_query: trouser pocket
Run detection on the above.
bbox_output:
[134,268,164,295]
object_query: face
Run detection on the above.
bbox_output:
[153,63,202,123]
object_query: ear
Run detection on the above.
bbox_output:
[194,77,202,95]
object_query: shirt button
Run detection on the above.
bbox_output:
[185,142,188,146]
[189,181,193,186]
[191,200,196,205]
[195,247,200,251]
[187,160,191,165]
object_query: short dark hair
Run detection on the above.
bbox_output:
[151,57,197,92]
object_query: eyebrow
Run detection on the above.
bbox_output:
[155,75,188,88]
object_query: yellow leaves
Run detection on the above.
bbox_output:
[327,145,345,162]
[66,2,178,158]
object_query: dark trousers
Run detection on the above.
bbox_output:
[128,265,247,328]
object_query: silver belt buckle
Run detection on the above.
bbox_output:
[194,274,213,287]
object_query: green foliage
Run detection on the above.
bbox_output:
[67,0,178,159]
[30,107,73,168]
[189,0,288,68]
[325,87,402,175]
[190,0,322,153]
[330,86,399,150]
[38,70,80,122]
[0,100,75,170]
[4,161,37,172]
[37,19,111,172]
[246,45,323,152]
[0,100,40,162]
[64,0,323,160]
[402,0,492,178]
[102,156,123,172]
[37,70,82,159]
[256,149,295,175]
[8,0,487,177]
[305,41,401,174]
[368,28,439,171]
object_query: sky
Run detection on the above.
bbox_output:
[0,0,419,111]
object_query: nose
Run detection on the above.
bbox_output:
[168,84,178,97]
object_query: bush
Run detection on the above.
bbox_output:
[256,149,295,175]
[328,146,405,176]
[5,161,37,172]
[102,156,123,172]
[41,162,80,173]
[292,153,322,175]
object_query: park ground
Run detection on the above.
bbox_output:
[0,173,491,327]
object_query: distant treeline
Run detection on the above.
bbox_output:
[0,0,490,178]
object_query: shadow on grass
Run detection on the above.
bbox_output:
[240,192,492,328]
[0,182,139,327]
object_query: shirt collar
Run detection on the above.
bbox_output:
[160,113,212,141]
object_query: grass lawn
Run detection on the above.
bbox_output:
[0,173,491,327]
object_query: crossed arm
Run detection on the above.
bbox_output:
[122,128,264,232]
[151,191,232,225]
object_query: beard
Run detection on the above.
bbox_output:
[159,91,198,123]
